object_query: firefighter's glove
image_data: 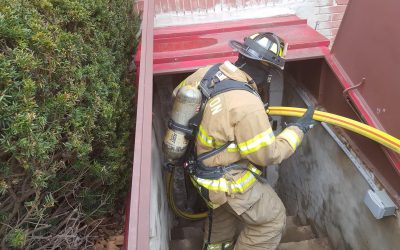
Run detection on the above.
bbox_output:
[292,106,318,134]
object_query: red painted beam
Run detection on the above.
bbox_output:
[125,0,154,249]
[154,16,307,39]
[153,47,329,75]
[135,16,330,75]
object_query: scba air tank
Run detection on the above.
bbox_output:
[164,85,202,162]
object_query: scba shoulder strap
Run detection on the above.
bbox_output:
[187,63,260,163]
[198,64,260,99]
[191,63,260,132]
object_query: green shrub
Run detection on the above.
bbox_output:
[6,228,26,248]
[0,0,138,248]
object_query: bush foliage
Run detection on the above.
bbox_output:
[0,0,138,248]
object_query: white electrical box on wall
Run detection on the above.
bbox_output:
[364,189,397,219]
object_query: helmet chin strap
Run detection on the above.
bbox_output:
[234,55,247,69]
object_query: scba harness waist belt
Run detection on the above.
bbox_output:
[194,162,254,180]
[189,160,264,194]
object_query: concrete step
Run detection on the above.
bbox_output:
[169,238,203,250]
[171,226,204,240]
[176,215,297,230]
[170,216,320,249]
[278,238,331,250]
[281,225,316,243]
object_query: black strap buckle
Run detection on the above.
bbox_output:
[163,162,175,172]
[168,119,193,137]
[184,159,198,175]
[197,141,233,162]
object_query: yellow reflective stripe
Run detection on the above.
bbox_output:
[205,241,233,250]
[197,126,239,152]
[206,244,221,250]
[198,125,214,147]
[195,178,228,192]
[227,143,239,152]
[190,177,215,208]
[215,140,239,152]
[224,242,233,249]
[279,128,301,150]
[238,128,275,155]
[230,169,257,193]
[177,80,186,89]
[230,165,260,193]
[194,164,261,193]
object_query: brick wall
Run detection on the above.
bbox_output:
[134,0,349,43]
[313,0,349,42]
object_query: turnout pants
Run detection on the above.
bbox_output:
[204,182,286,250]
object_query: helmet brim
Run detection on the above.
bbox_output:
[229,40,284,70]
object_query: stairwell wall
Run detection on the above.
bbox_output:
[149,76,179,249]
[149,130,171,250]
[277,76,400,250]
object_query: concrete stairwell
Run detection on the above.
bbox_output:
[169,215,331,250]
[169,219,205,250]
[277,216,331,250]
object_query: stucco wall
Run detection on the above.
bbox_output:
[149,130,171,250]
[150,77,179,250]
[277,81,400,250]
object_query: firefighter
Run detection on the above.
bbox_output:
[168,32,317,250]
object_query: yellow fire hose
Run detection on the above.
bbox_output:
[166,170,208,220]
[167,106,400,220]
[268,107,400,155]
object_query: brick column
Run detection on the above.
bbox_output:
[314,0,349,43]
